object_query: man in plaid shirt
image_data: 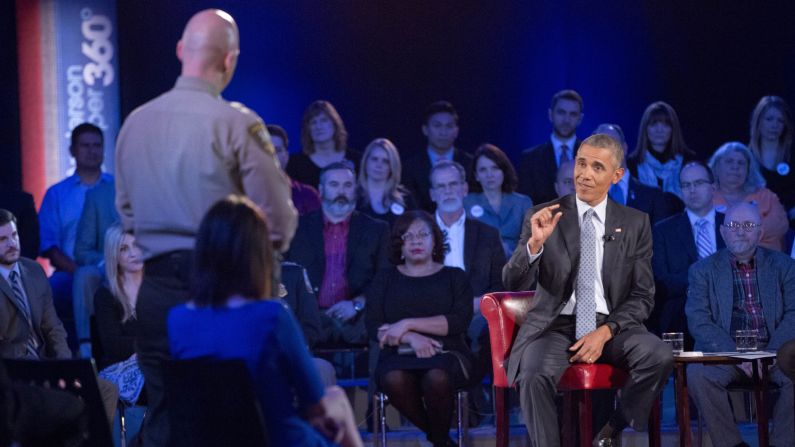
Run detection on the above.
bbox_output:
[686,202,795,447]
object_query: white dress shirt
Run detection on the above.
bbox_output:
[528,196,610,315]
[436,211,466,270]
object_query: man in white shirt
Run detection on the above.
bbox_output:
[651,161,725,336]
[503,134,672,447]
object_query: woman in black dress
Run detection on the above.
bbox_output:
[365,210,473,447]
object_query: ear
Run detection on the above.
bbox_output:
[612,167,625,185]
[547,108,553,123]
[176,40,184,62]
[576,111,584,126]
[421,125,429,138]
[461,179,469,196]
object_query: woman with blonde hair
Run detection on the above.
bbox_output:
[356,138,414,226]
[709,141,789,251]
[748,95,795,227]
[94,223,144,406]
[627,101,694,197]
[286,100,361,188]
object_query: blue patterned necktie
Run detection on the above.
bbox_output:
[576,209,597,339]
[695,218,713,259]
[8,271,39,358]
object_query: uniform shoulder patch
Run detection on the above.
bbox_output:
[248,121,275,155]
[229,101,252,115]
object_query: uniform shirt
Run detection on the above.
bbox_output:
[115,76,297,259]
[38,173,114,259]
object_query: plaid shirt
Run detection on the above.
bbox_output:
[729,254,769,343]
[318,215,351,309]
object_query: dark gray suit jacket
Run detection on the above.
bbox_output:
[686,246,795,352]
[0,258,70,359]
[463,219,506,296]
[502,194,655,384]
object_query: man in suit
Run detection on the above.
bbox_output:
[518,89,584,205]
[503,134,672,447]
[651,161,725,336]
[403,101,473,212]
[286,161,389,346]
[0,209,70,360]
[686,202,795,447]
[595,123,682,225]
[0,188,39,259]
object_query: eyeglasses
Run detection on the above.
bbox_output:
[680,179,711,190]
[401,231,431,242]
[723,221,762,232]
[432,181,462,191]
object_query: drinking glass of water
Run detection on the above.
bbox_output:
[734,330,758,352]
[662,332,684,355]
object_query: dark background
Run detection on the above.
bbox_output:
[4,1,795,190]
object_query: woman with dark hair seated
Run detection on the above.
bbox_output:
[167,195,362,447]
[464,143,533,257]
[365,210,474,447]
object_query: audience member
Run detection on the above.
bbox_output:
[403,101,473,212]
[627,101,693,197]
[503,134,672,447]
[268,124,321,216]
[39,122,114,345]
[0,187,39,259]
[464,143,533,257]
[595,123,682,225]
[356,138,415,226]
[686,202,794,447]
[93,224,144,407]
[0,358,86,447]
[72,177,119,358]
[554,159,576,198]
[709,141,788,251]
[114,9,297,445]
[365,210,474,447]
[779,338,795,381]
[168,195,362,447]
[651,161,725,338]
[748,95,795,227]
[286,161,389,346]
[518,89,584,205]
[287,100,361,189]
[0,209,119,422]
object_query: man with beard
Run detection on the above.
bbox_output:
[428,160,505,410]
[286,161,389,346]
[518,90,584,205]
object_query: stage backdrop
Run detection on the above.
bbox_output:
[15,0,120,206]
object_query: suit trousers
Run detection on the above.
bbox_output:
[517,315,673,447]
[688,363,794,447]
[136,250,193,447]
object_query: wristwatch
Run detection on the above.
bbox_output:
[352,300,365,313]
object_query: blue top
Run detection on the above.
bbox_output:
[168,299,333,446]
[463,192,533,256]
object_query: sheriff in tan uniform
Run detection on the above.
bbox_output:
[113,10,297,446]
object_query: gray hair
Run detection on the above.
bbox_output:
[429,159,466,185]
[708,142,766,194]
[580,133,624,169]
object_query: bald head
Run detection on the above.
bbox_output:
[177,9,240,91]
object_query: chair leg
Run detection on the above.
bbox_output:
[119,403,127,447]
[648,396,661,447]
[494,387,510,447]
[579,390,593,447]
[374,392,387,447]
[456,390,468,447]
[562,391,575,447]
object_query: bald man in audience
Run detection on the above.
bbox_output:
[115,9,297,445]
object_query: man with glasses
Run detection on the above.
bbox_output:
[686,202,795,447]
[650,161,725,337]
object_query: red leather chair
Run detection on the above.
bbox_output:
[480,291,661,447]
